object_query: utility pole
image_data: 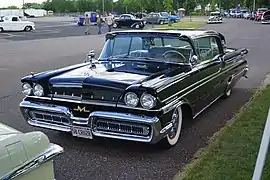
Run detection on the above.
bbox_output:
[102,0,105,15]
[22,0,25,15]
[253,0,256,11]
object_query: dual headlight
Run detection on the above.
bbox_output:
[22,83,44,97]
[124,92,156,109]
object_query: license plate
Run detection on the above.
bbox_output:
[71,126,93,139]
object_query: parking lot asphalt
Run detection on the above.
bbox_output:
[0,19,127,41]
[0,18,269,180]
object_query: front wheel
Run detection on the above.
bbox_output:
[112,23,118,28]
[24,26,32,32]
[159,20,164,25]
[158,106,183,148]
[134,24,140,29]
[0,27,3,32]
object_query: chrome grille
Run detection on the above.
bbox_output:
[30,111,70,125]
[94,119,150,136]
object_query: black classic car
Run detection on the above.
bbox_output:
[20,30,249,148]
[112,14,145,29]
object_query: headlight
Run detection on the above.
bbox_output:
[22,83,32,95]
[33,84,44,97]
[124,92,139,107]
[140,93,156,109]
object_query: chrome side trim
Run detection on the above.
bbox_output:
[160,63,241,103]
[2,143,63,180]
[193,94,223,119]
[52,84,82,88]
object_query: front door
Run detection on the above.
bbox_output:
[190,36,225,114]
[124,15,134,27]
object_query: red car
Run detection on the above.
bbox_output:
[255,8,268,21]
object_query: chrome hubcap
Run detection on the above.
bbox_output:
[168,110,179,139]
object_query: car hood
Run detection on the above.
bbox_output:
[48,61,174,99]
[0,123,21,136]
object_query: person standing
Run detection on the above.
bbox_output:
[96,14,102,34]
[84,14,90,35]
[105,13,114,32]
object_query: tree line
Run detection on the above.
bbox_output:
[1,0,270,14]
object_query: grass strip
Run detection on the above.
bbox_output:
[175,85,270,180]
[153,20,206,30]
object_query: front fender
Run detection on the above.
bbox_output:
[131,22,143,28]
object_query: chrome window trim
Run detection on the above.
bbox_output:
[2,143,63,180]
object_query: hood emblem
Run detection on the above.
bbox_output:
[73,106,90,113]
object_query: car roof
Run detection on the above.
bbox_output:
[108,29,220,39]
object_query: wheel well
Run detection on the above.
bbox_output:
[181,103,193,121]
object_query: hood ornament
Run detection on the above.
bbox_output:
[30,72,36,77]
[85,50,96,69]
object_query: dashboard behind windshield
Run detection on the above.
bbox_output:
[99,34,194,64]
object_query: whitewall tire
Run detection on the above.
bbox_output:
[159,106,183,148]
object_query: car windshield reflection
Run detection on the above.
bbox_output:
[99,34,193,64]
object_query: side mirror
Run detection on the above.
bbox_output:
[190,55,198,65]
[221,40,227,49]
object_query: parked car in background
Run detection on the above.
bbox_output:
[0,15,35,32]
[261,10,270,24]
[112,14,145,29]
[0,122,63,179]
[243,11,251,19]
[240,10,248,18]
[255,8,268,21]
[208,11,223,23]
[250,11,257,20]
[229,9,236,18]
[145,12,169,24]
[134,12,147,19]
[19,29,249,148]
[159,12,180,23]
[235,10,242,18]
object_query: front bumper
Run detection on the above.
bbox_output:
[20,100,168,144]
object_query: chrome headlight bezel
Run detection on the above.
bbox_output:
[22,83,32,96]
[33,84,44,97]
[140,93,157,110]
[124,92,139,107]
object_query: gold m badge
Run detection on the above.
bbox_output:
[73,106,90,113]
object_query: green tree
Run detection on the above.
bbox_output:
[23,3,43,9]
[183,0,197,21]
[7,5,19,9]
[163,0,173,12]
[198,0,210,14]
[210,0,216,11]
[42,0,54,11]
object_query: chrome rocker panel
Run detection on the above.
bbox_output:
[20,100,168,144]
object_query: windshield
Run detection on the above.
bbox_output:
[99,34,193,64]
[258,9,268,13]
[211,13,220,16]
[160,12,169,17]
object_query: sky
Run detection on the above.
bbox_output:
[0,0,119,8]
[0,0,44,8]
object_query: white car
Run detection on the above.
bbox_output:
[208,12,223,24]
[0,15,35,32]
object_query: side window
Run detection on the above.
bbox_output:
[12,17,19,21]
[125,16,131,20]
[120,15,125,20]
[196,37,221,62]
[210,37,221,57]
